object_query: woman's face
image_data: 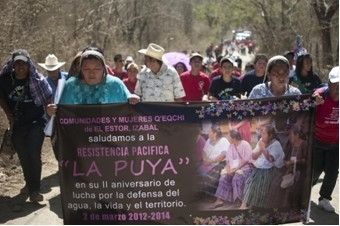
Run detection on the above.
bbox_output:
[175,63,186,75]
[81,58,105,85]
[268,63,290,91]
[254,58,267,75]
[127,67,138,79]
[302,57,312,73]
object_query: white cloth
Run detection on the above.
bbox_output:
[44,78,65,136]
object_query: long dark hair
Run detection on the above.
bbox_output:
[295,53,314,78]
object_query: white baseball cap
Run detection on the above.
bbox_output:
[329,66,339,83]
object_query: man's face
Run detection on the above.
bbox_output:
[47,70,59,81]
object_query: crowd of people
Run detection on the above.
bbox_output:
[0,41,337,216]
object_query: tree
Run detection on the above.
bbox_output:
[311,0,339,68]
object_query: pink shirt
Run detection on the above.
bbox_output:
[225,140,252,171]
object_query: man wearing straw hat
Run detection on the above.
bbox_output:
[38,54,67,102]
[135,43,185,102]
[38,54,67,161]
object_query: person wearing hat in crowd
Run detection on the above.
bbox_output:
[0,49,52,202]
[111,54,128,80]
[123,62,139,94]
[135,43,185,102]
[205,57,242,101]
[312,66,339,213]
[38,54,67,102]
[38,54,68,161]
[180,53,210,102]
[124,56,134,70]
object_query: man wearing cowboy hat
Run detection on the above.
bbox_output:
[38,54,67,102]
[135,43,185,102]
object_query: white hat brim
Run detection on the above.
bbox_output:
[138,49,163,61]
[38,62,66,71]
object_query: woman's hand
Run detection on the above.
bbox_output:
[258,139,266,152]
[46,104,57,117]
[128,94,140,105]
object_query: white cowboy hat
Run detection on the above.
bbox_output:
[38,54,66,71]
[138,43,165,61]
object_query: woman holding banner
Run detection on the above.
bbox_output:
[46,47,140,109]
[248,55,302,147]
[45,47,140,161]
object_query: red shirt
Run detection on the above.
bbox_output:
[180,71,210,101]
[209,68,221,81]
[314,88,339,143]
[111,68,128,80]
[123,78,137,94]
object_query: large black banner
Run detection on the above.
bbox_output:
[55,95,315,224]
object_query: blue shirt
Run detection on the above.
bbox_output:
[44,71,68,102]
[59,75,131,104]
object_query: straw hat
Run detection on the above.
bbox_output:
[138,43,165,61]
[38,54,66,71]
